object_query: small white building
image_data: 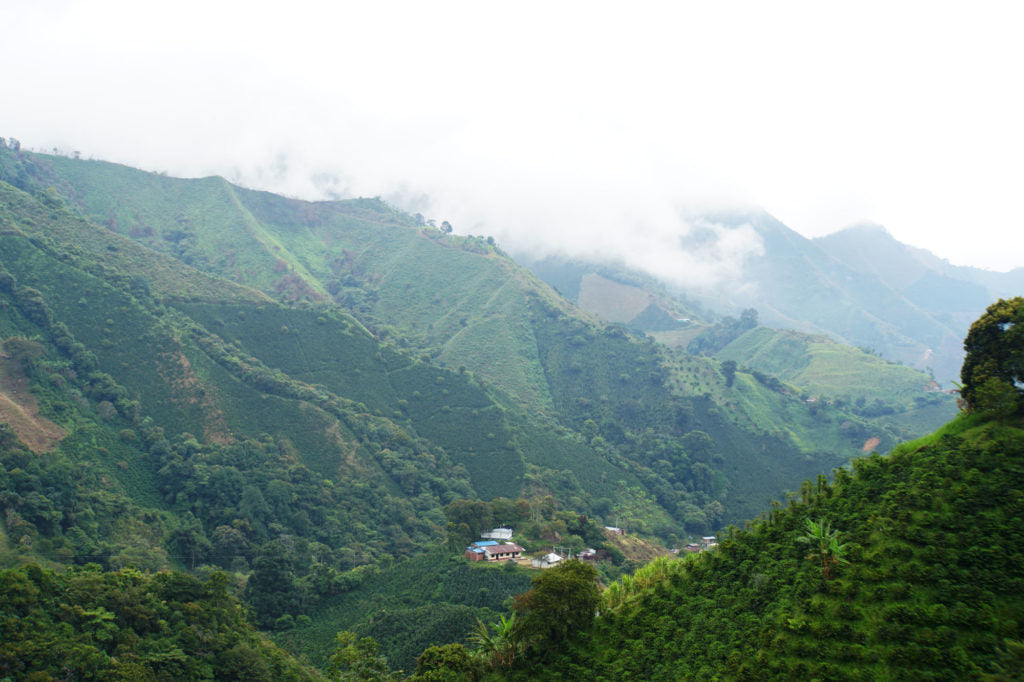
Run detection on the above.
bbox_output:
[481,527,514,541]
[531,552,563,569]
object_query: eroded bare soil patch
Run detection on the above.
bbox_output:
[0,358,66,452]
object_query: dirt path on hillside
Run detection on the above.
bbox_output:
[0,358,66,452]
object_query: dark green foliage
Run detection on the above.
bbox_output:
[506,413,1024,679]
[0,564,321,680]
[360,603,488,677]
[513,560,599,656]
[246,539,303,627]
[327,631,401,681]
[720,359,737,387]
[961,297,1024,415]
[413,642,477,681]
[276,552,532,672]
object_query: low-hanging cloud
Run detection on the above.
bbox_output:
[208,109,767,290]
[3,0,1022,275]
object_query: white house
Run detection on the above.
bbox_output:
[465,540,524,562]
[481,527,514,540]
[531,552,563,569]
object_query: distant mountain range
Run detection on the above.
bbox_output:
[521,213,1021,386]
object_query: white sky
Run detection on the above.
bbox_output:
[3,0,1023,274]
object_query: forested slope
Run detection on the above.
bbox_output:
[502,411,1024,679]
[0,563,323,680]
[0,146,919,535]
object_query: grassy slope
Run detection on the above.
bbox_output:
[715,326,958,445]
[0,165,648,521]
[7,155,316,298]
[577,273,654,323]
[532,413,1024,680]
[717,326,935,403]
[235,186,558,411]
[30,154,557,410]
[7,149,946,528]
[529,252,954,456]
[0,188,463,551]
[0,181,268,303]
[663,347,875,454]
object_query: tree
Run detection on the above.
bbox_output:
[245,539,301,627]
[513,560,599,652]
[740,308,759,329]
[720,359,737,387]
[703,500,725,527]
[468,613,522,669]
[2,337,44,369]
[797,518,849,579]
[413,643,476,681]
[961,297,1024,415]
[682,430,714,463]
[166,512,211,570]
[443,500,493,540]
[440,221,453,234]
[328,631,400,681]
[972,376,1019,423]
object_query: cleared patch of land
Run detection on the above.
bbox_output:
[605,530,670,563]
[0,358,66,452]
[577,274,653,323]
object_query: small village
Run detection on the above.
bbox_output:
[463,526,717,570]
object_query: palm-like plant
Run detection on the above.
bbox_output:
[468,613,522,669]
[797,518,849,579]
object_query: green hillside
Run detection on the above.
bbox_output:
[0,223,465,567]
[714,326,957,438]
[507,411,1024,680]
[717,326,939,404]
[2,150,555,408]
[0,144,983,677]
[408,298,1024,680]
[0,147,904,535]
